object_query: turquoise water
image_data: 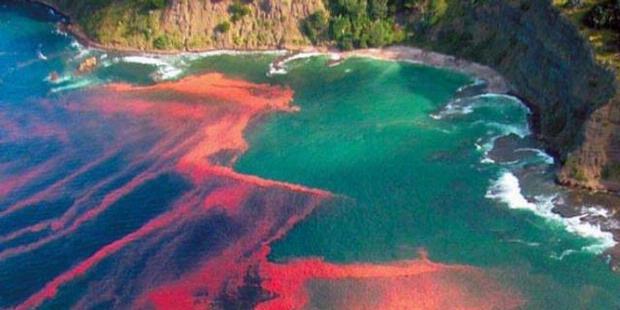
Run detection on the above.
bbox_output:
[232,57,620,308]
[1,2,620,308]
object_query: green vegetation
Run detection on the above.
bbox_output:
[565,155,588,182]
[215,21,231,33]
[53,0,473,51]
[229,1,251,23]
[144,0,168,11]
[301,11,329,44]
[153,35,172,49]
[300,0,474,50]
[301,0,411,50]
[554,0,620,73]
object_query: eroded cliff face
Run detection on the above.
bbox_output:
[46,0,326,51]
[160,0,325,50]
[408,0,618,191]
[561,96,620,191]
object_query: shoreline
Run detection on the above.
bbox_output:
[28,0,510,95]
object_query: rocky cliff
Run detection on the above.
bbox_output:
[45,0,326,51]
[406,0,618,191]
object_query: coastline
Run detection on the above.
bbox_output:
[27,0,620,268]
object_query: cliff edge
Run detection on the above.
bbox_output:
[406,0,618,191]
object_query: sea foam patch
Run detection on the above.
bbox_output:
[120,56,185,80]
[267,52,324,76]
[486,172,617,255]
[431,93,529,120]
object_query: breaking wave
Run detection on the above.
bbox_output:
[486,172,616,255]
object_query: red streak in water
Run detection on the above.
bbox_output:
[257,250,523,310]
[0,156,64,199]
[0,149,121,218]
[16,191,202,310]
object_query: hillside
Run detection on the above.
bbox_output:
[42,0,620,192]
[43,0,326,50]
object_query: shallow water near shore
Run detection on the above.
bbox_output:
[1,2,620,309]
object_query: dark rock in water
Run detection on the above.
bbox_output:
[552,188,620,266]
[488,134,548,164]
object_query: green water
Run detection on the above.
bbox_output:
[211,56,620,308]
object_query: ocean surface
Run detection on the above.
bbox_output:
[1,2,620,309]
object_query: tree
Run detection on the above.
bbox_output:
[144,0,167,11]
[215,21,231,33]
[329,0,367,17]
[367,19,393,47]
[368,0,389,20]
[229,1,251,23]
[302,11,329,44]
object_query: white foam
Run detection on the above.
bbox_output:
[430,98,476,119]
[474,138,497,164]
[550,249,578,260]
[432,93,529,120]
[121,56,184,80]
[486,172,617,254]
[188,49,285,60]
[70,40,90,59]
[455,78,485,93]
[581,206,615,218]
[122,56,169,66]
[515,148,555,164]
[482,121,530,139]
[267,52,323,76]
[37,50,48,61]
[44,73,72,84]
[50,78,97,93]
[506,239,541,247]
[120,51,287,80]
[52,28,68,37]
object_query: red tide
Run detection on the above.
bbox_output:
[0,156,63,200]
[0,169,162,261]
[178,164,331,199]
[139,193,328,310]
[15,73,317,309]
[15,191,202,310]
[106,73,294,111]
[257,254,524,310]
[1,149,122,218]
[202,182,253,214]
